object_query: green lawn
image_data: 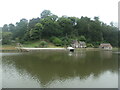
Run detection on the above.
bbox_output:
[22,40,64,48]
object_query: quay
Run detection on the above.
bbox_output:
[16,47,66,52]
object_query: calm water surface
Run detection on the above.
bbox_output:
[2,50,119,88]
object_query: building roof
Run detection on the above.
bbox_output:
[72,40,78,44]
[79,41,86,44]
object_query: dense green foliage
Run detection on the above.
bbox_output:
[2,10,119,47]
[39,41,48,47]
[78,35,86,41]
[2,32,12,44]
[51,37,62,46]
[0,27,3,32]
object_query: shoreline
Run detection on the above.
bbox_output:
[1,45,119,51]
[1,47,119,51]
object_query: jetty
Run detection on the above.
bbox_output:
[16,47,66,52]
[16,43,75,52]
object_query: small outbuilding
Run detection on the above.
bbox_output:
[71,40,79,48]
[71,40,86,48]
[99,43,112,50]
[79,41,86,48]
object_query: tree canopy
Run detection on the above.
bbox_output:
[2,10,119,47]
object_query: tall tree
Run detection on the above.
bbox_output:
[41,10,52,18]
[2,24,9,32]
[28,18,40,29]
[40,17,61,38]
[15,18,28,42]
[57,16,73,37]
[2,32,12,44]
[9,24,15,32]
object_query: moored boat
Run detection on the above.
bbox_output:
[67,47,75,52]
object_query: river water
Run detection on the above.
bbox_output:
[1,50,119,88]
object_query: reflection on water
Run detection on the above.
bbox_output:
[2,50,118,88]
[2,52,21,56]
[68,50,86,58]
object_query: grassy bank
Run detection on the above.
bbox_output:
[1,40,64,50]
[1,45,16,50]
[22,40,63,48]
[1,40,119,51]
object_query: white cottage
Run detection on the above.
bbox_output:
[79,41,86,48]
[71,40,86,48]
[99,43,112,50]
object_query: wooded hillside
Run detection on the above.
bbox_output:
[2,10,120,47]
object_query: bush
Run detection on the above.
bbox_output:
[50,36,56,42]
[39,41,48,47]
[62,40,68,46]
[60,37,71,46]
[2,32,12,45]
[87,43,94,47]
[78,35,86,41]
[52,37,62,46]
[92,42,100,48]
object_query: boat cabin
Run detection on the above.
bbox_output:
[67,47,74,52]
